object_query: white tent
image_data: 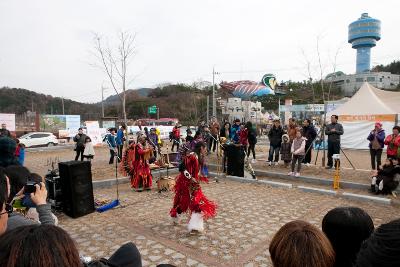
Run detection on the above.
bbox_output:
[327,82,400,149]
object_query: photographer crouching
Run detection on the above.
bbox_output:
[2,165,55,233]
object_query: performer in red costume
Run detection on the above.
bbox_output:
[170,141,217,233]
[121,134,153,192]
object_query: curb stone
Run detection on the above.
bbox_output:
[342,192,391,205]
[209,170,392,206]
[298,186,337,195]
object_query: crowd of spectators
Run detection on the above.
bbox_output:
[270,207,400,267]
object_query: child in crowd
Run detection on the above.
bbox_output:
[14,139,25,165]
[239,123,248,153]
[280,134,292,167]
[370,158,400,196]
[83,136,95,161]
[289,130,306,177]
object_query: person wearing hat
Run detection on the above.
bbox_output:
[116,125,126,162]
[367,122,386,170]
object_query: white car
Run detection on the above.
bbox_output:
[19,132,59,148]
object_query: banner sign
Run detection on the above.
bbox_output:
[339,114,396,122]
[0,113,16,131]
[280,104,325,112]
[41,115,81,131]
[65,115,81,130]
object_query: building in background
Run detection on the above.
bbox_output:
[326,13,400,96]
[326,71,400,96]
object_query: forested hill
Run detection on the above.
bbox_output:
[372,60,400,74]
[0,87,100,119]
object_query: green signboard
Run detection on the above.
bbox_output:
[148,105,157,114]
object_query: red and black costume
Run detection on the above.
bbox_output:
[170,152,217,232]
[121,142,153,191]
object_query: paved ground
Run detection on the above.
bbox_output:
[59,179,400,267]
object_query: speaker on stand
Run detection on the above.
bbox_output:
[58,161,95,218]
[45,171,63,211]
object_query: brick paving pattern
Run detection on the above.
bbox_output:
[58,180,400,267]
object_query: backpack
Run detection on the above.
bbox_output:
[169,131,173,140]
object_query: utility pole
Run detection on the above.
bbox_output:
[206,95,209,123]
[101,86,105,118]
[157,107,160,120]
[212,67,220,119]
[61,97,65,115]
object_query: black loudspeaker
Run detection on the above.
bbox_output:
[226,144,244,177]
[45,172,63,211]
[58,161,95,218]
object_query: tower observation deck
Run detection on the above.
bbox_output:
[348,13,381,73]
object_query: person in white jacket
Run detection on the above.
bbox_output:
[288,130,307,177]
[83,137,95,161]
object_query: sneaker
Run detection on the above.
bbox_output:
[305,163,311,167]
[274,161,279,166]
[268,161,272,166]
[325,166,333,169]
[295,172,300,177]
[288,172,294,176]
[251,159,257,164]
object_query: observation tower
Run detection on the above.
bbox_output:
[348,13,381,73]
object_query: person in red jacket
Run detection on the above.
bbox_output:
[239,123,249,153]
[384,126,400,160]
[171,124,181,152]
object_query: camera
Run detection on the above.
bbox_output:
[25,181,38,194]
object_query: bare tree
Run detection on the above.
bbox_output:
[300,48,315,104]
[92,31,136,127]
[326,45,342,101]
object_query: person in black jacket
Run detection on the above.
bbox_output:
[370,158,400,196]
[73,128,87,161]
[325,115,344,169]
[267,120,284,166]
[246,121,257,163]
[302,119,317,166]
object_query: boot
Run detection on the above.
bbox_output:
[369,184,376,193]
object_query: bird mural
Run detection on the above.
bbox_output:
[219,74,277,98]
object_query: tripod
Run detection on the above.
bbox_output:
[97,140,121,212]
[207,133,223,180]
[307,124,355,170]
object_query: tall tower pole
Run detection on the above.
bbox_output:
[348,13,381,73]
[61,97,65,115]
[101,86,105,118]
[212,67,216,119]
